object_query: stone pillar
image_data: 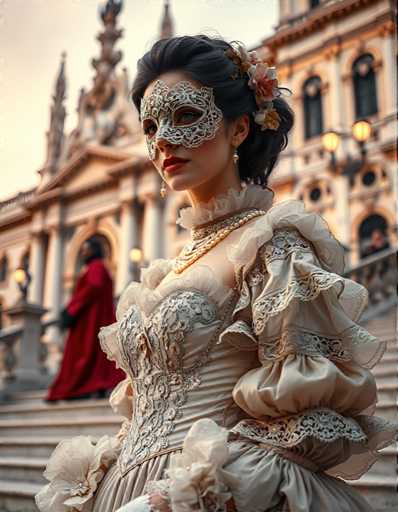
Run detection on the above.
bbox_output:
[381,29,396,117]
[327,44,348,157]
[116,200,139,294]
[28,233,45,305]
[5,302,50,392]
[143,196,163,263]
[43,226,64,356]
[334,175,351,253]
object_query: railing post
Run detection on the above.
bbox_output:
[4,301,50,392]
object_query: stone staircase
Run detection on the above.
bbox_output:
[0,393,122,512]
[349,309,398,512]
[0,311,396,512]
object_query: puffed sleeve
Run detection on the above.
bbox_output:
[226,200,397,480]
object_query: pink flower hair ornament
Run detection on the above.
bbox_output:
[225,42,291,131]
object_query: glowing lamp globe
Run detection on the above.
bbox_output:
[352,120,371,142]
[322,131,340,153]
[14,268,26,284]
[130,248,142,263]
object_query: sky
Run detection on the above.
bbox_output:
[0,0,279,201]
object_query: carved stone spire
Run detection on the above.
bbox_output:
[159,0,174,39]
[40,52,67,180]
[87,0,123,111]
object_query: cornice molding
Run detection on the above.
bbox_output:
[263,0,388,49]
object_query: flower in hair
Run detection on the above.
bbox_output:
[226,42,282,131]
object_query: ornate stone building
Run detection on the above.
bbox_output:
[0,0,396,354]
[256,0,397,264]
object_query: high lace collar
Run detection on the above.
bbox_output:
[176,184,274,230]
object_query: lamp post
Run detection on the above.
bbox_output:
[129,247,143,282]
[322,119,372,185]
[14,268,32,302]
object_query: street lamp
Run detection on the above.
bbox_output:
[322,119,372,184]
[129,248,143,282]
[14,268,31,301]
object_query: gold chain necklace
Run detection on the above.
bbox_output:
[173,208,266,274]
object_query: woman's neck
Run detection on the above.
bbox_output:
[186,165,242,207]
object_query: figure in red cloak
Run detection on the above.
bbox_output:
[46,238,125,401]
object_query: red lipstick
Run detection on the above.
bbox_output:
[163,156,189,173]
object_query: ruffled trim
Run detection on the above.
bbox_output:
[176,184,274,229]
[257,324,382,369]
[98,322,127,372]
[231,409,397,480]
[35,435,120,512]
[227,200,346,276]
[218,319,258,351]
[231,409,368,448]
[109,377,133,419]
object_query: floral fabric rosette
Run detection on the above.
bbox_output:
[225,42,290,131]
[146,419,238,512]
[35,435,121,512]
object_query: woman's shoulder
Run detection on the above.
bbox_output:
[227,199,346,275]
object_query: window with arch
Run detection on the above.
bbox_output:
[352,54,378,119]
[0,254,8,282]
[303,76,323,140]
[359,214,389,259]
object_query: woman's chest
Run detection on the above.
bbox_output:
[117,286,236,380]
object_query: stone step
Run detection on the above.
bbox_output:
[3,390,47,406]
[0,416,122,437]
[0,479,40,512]
[376,382,398,402]
[0,399,113,420]
[374,399,397,420]
[0,435,100,459]
[350,474,398,512]
[0,457,46,486]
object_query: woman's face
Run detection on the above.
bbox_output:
[141,71,238,193]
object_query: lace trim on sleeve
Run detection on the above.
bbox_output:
[218,319,258,351]
[231,408,368,448]
[258,324,381,367]
[252,267,345,336]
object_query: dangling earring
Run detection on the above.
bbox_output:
[233,148,239,165]
[160,181,167,198]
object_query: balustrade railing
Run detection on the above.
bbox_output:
[344,247,398,321]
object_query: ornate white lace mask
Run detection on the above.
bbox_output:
[140,80,223,160]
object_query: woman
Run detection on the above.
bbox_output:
[36,35,396,512]
[46,237,124,402]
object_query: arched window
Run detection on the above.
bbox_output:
[352,54,378,119]
[0,255,8,282]
[303,76,323,140]
[359,214,389,259]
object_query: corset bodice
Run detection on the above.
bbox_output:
[115,287,257,475]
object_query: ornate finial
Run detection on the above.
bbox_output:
[41,52,67,179]
[159,0,174,39]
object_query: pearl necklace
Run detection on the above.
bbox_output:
[173,208,266,274]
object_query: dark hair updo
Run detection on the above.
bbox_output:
[131,35,294,187]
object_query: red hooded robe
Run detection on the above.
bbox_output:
[47,258,124,401]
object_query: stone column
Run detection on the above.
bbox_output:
[327,44,348,157]
[334,175,351,253]
[381,27,396,117]
[28,233,45,305]
[116,200,139,294]
[143,196,164,263]
[43,226,64,358]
